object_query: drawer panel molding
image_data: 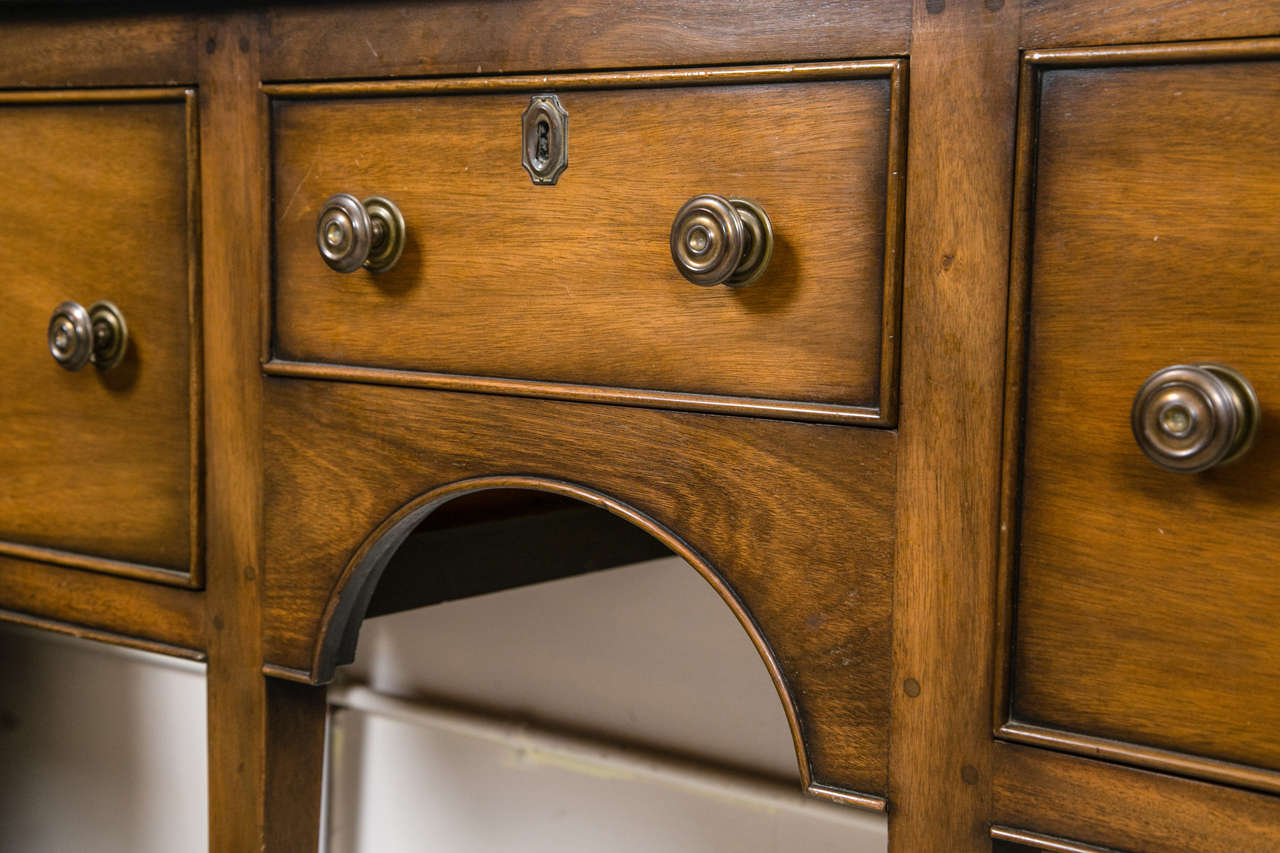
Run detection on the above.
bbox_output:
[0,87,203,587]
[994,38,1280,795]
[264,60,906,425]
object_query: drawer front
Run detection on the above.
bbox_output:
[0,91,201,585]
[1003,47,1280,784]
[269,61,904,423]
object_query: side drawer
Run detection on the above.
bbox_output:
[267,61,904,424]
[1000,43,1280,791]
[0,89,201,586]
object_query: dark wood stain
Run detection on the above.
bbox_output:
[888,0,1020,849]
[0,91,201,583]
[1004,48,1280,785]
[1021,0,1280,48]
[262,1,911,82]
[994,742,1280,851]
[0,13,197,87]
[1,5,1278,852]
[262,379,896,799]
[269,65,900,417]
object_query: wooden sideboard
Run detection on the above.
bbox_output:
[1,2,1278,850]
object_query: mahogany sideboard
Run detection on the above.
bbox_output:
[2,2,1278,850]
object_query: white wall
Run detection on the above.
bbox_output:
[0,626,208,853]
[0,556,887,852]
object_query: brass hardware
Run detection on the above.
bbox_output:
[521,94,568,186]
[48,300,128,371]
[316,193,406,273]
[48,301,93,371]
[669,194,773,288]
[88,301,129,370]
[1131,363,1259,473]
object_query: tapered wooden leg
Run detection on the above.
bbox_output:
[197,10,285,851]
[208,666,328,852]
[264,678,329,853]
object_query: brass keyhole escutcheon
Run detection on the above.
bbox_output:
[522,94,568,186]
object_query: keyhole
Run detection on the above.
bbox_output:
[536,118,551,164]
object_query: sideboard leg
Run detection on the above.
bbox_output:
[264,678,329,853]
[208,670,328,852]
[197,9,285,851]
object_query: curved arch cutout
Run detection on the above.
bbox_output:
[310,474,812,789]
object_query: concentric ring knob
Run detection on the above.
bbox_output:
[316,193,406,274]
[669,194,773,288]
[48,301,93,371]
[48,300,129,371]
[1131,363,1259,473]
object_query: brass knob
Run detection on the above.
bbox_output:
[1131,363,1259,473]
[316,193,406,274]
[670,194,773,288]
[48,300,128,372]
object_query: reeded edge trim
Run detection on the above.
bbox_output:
[877,58,907,428]
[1023,36,1280,69]
[990,825,1124,853]
[263,359,885,425]
[0,541,192,587]
[999,720,1280,797]
[183,86,205,590]
[992,46,1044,735]
[263,662,314,683]
[806,783,888,813]
[264,475,824,794]
[0,606,205,662]
[261,59,901,96]
[0,87,194,104]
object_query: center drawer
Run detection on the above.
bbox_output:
[267,61,904,423]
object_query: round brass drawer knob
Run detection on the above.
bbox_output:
[1131,363,1259,473]
[48,300,128,372]
[670,194,773,288]
[316,192,406,274]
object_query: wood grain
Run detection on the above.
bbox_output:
[0,553,204,655]
[4,5,1278,851]
[888,0,1021,850]
[0,92,200,581]
[262,0,909,82]
[995,742,1280,852]
[1021,0,1280,49]
[269,63,900,419]
[0,11,196,88]
[263,678,328,853]
[262,378,896,801]
[0,607,204,662]
[1008,51,1280,778]
[198,16,326,853]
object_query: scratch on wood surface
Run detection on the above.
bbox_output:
[280,163,313,220]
